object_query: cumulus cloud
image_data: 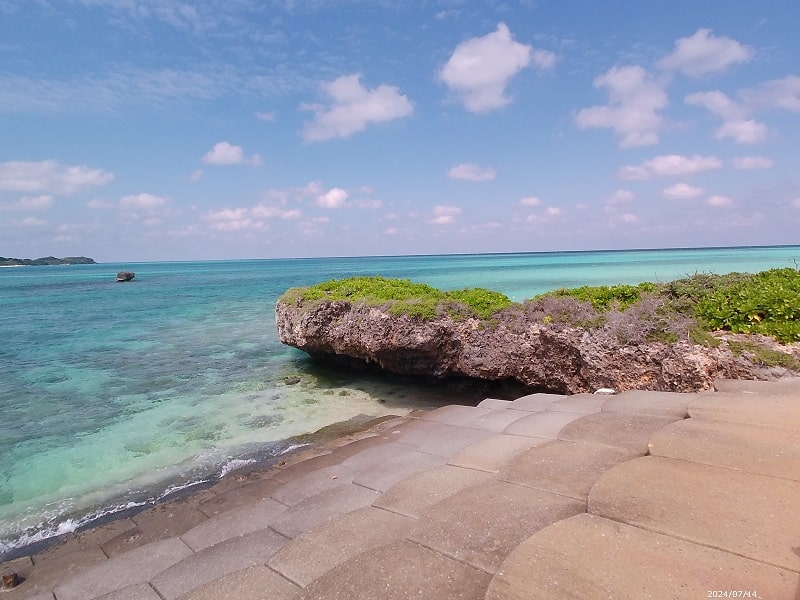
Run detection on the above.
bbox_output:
[447,163,496,182]
[663,183,704,200]
[658,28,752,77]
[0,160,114,195]
[429,205,461,225]
[202,141,261,166]
[618,154,723,180]
[732,156,773,170]
[707,195,733,207]
[714,119,768,144]
[301,74,413,142]
[205,207,258,232]
[792,198,800,209]
[439,23,551,113]
[574,65,668,147]
[119,193,167,210]
[740,75,800,112]
[0,194,54,211]
[607,189,635,205]
[316,187,349,208]
[526,206,562,224]
[519,196,541,206]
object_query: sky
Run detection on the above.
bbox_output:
[1,1,799,261]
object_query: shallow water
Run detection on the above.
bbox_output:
[1,246,798,557]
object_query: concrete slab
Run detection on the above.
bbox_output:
[268,483,380,540]
[448,434,548,473]
[197,478,285,517]
[500,440,637,500]
[351,450,447,493]
[271,465,358,506]
[372,465,491,519]
[339,441,421,471]
[268,506,414,587]
[508,393,564,412]
[649,418,800,481]
[95,584,163,600]
[714,377,800,397]
[179,566,300,600]
[547,393,606,414]
[477,398,513,410]
[689,392,800,430]
[271,452,345,484]
[52,538,193,600]
[460,409,532,432]
[502,411,585,439]
[418,405,496,427]
[298,540,491,600]
[589,455,800,572]
[408,480,584,574]
[5,592,54,600]
[132,498,209,542]
[151,529,288,600]
[557,411,678,454]
[180,498,288,552]
[392,421,494,457]
[601,389,693,418]
[486,513,800,600]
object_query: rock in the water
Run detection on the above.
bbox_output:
[115,271,135,282]
[275,299,798,394]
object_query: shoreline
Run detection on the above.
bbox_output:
[0,412,405,564]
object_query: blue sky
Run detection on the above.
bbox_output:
[1,1,799,261]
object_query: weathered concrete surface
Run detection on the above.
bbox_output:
[3,378,799,600]
[487,514,800,600]
[589,456,800,572]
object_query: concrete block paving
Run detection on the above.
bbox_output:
[3,378,799,600]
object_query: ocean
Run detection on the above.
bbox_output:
[1,246,799,558]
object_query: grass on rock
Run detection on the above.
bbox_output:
[281,267,800,345]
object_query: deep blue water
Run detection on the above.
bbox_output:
[1,246,799,556]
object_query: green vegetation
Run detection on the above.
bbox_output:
[727,340,800,370]
[693,268,800,343]
[0,256,96,266]
[280,276,511,320]
[537,282,658,311]
[283,267,800,347]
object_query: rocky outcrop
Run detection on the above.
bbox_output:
[276,299,800,394]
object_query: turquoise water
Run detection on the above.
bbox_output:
[1,246,799,557]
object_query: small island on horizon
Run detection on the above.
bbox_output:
[0,256,96,266]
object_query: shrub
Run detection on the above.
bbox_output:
[536,282,658,311]
[282,276,511,320]
[695,268,800,343]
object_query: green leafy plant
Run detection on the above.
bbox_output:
[536,282,658,311]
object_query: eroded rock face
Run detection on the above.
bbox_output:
[275,300,797,394]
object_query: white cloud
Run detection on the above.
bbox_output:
[205,207,260,232]
[607,189,635,205]
[119,193,167,210]
[86,198,113,209]
[519,196,541,207]
[429,205,461,225]
[251,204,301,220]
[792,198,800,209]
[316,187,349,208]
[732,156,773,170]
[384,227,399,235]
[574,65,668,147]
[618,154,723,180]
[447,163,496,182]
[202,141,261,166]
[0,194,54,211]
[19,217,47,227]
[658,28,752,77]
[740,75,800,111]
[714,119,768,144]
[685,90,744,120]
[707,195,733,207]
[439,23,546,113]
[255,111,276,121]
[0,160,114,195]
[189,169,204,182]
[301,74,413,142]
[663,183,704,200]
[526,206,563,224]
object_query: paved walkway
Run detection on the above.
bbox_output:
[2,379,799,599]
